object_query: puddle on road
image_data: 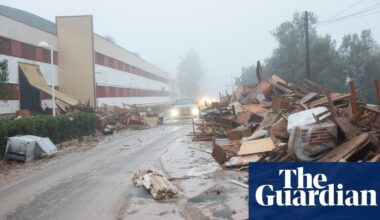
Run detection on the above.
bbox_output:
[189,186,229,204]
[185,163,219,177]
[212,207,235,219]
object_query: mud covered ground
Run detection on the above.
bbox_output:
[0,121,247,220]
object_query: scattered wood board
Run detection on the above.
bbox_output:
[238,137,275,156]
[242,104,266,113]
[317,133,371,162]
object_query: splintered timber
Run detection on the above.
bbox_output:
[255,167,377,207]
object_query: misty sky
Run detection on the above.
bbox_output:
[2,0,380,97]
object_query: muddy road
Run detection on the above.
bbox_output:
[0,121,247,220]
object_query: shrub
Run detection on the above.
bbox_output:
[0,112,98,159]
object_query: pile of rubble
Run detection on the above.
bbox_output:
[94,104,162,134]
[193,76,380,168]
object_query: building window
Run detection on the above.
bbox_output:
[96,53,105,65]
[0,37,11,55]
[21,43,36,60]
[117,60,123,70]
[109,58,115,69]
[42,49,50,63]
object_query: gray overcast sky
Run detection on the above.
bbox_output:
[2,0,380,97]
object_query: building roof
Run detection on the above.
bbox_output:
[0,5,171,79]
[0,5,56,34]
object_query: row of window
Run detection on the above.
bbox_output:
[0,36,169,85]
[1,83,169,101]
[0,36,58,65]
[0,84,58,100]
[96,86,170,98]
[95,53,169,84]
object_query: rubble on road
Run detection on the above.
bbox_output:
[94,104,162,133]
[133,168,178,200]
[193,75,380,167]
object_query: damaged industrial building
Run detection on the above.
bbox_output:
[0,5,175,116]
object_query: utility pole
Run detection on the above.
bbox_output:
[305,11,310,79]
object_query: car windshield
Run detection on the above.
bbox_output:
[175,98,193,105]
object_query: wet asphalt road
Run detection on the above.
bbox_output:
[0,123,191,220]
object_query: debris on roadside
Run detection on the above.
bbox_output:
[5,135,57,162]
[93,104,164,132]
[193,75,380,167]
[133,168,178,200]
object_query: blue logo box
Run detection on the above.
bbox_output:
[249,162,380,220]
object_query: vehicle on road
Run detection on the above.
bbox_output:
[169,97,199,118]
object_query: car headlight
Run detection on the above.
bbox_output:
[191,108,199,116]
[170,108,179,117]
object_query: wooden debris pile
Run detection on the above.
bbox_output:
[133,168,178,200]
[193,75,380,167]
[95,104,161,134]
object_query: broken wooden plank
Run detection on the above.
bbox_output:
[235,112,253,124]
[133,168,178,200]
[271,97,291,113]
[242,104,266,113]
[309,93,350,108]
[229,179,249,189]
[349,81,358,118]
[299,92,318,104]
[375,80,380,107]
[317,133,372,162]
[212,144,227,165]
[238,137,275,156]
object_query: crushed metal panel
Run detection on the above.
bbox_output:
[5,136,36,161]
[287,107,328,133]
[18,62,79,106]
[35,137,57,156]
[5,135,57,162]
[288,121,337,162]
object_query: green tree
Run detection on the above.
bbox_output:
[0,58,11,100]
[236,12,380,103]
[235,65,257,86]
[338,30,380,103]
[176,50,203,97]
[263,12,347,92]
[264,12,318,83]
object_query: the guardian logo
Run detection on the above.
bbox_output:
[255,167,377,207]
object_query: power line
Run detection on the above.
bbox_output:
[318,2,380,26]
[320,0,365,23]
[319,2,380,24]
[318,8,380,27]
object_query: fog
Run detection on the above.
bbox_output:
[2,0,379,97]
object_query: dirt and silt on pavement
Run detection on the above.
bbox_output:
[0,120,247,220]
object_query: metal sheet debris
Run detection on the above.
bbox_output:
[5,135,57,162]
